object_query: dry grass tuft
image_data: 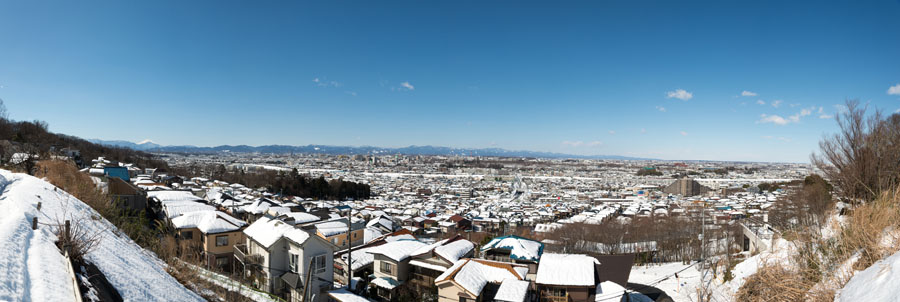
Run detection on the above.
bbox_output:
[737,265,813,302]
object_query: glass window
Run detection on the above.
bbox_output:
[290,254,299,273]
[181,230,193,239]
[314,254,326,274]
[380,261,393,274]
[215,235,228,247]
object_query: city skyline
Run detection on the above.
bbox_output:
[2,0,900,163]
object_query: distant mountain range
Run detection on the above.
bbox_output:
[88,139,654,160]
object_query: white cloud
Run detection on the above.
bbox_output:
[741,90,758,97]
[771,100,783,108]
[586,141,603,146]
[758,114,791,125]
[399,81,415,91]
[756,100,766,105]
[345,91,357,96]
[888,83,900,95]
[608,130,616,135]
[759,106,816,125]
[680,131,688,136]
[666,89,693,101]
[655,106,667,112]
[562,140,583,147]
[313,77,341,88]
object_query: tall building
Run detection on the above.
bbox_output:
[663,178,711,196]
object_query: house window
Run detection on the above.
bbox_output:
[181,230,193,239]
[313,254,326,274]
[542,287,567,302]
[216,257,229,268]
[290,254,299,273]
[380,261,393,274]
[378,287,391,298]
[332,237,340,245]
[215,235,228,247]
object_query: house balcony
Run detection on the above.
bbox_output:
[233,244,262,268]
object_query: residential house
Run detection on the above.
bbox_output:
[307,217,365,249]
[408,235,475,293]
[534,253,601,302]
[107,176,147,211]
[239,216,336,302]
[448,215,471,230]
[434,259,530,302]
[170,210,247,272]
[333,229,416,287]
[366,239,428,300]
[481,235,544,278]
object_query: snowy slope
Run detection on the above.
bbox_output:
[835,250,900,301]
[0,170,204,302]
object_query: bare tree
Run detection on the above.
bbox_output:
[811,100,900,201]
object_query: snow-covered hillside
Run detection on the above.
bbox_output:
[0,169,204,301]
[836,250,900,301]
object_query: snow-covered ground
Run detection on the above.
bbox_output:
[0,169,204,301]
[836,249,900,301]
[628,262,703,302]
[627,238,797,302]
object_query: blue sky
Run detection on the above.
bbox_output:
[1,0,899,163]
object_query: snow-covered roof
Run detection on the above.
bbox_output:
[535,253,599,286]
[481,235,544,261]
[493,279,530,302]
[365,239,427,262]
[162,201,217,219]
[409,259,450,272]
[371,277,400,289]
[243,216,311,249]
[363,227,383,244]
[328,288,371,302]
[436,259,524,297]
[412,237,474,264]
[147,190,204,203]
[277,212,321,225]
[316,220,350,237]
[342,246,378,271]
[170,210,246,234]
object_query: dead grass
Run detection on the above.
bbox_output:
[737,265,813,302]
[736,186,900,301]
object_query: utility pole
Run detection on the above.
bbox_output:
[699,201,707,302]
[344,203,354,291]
